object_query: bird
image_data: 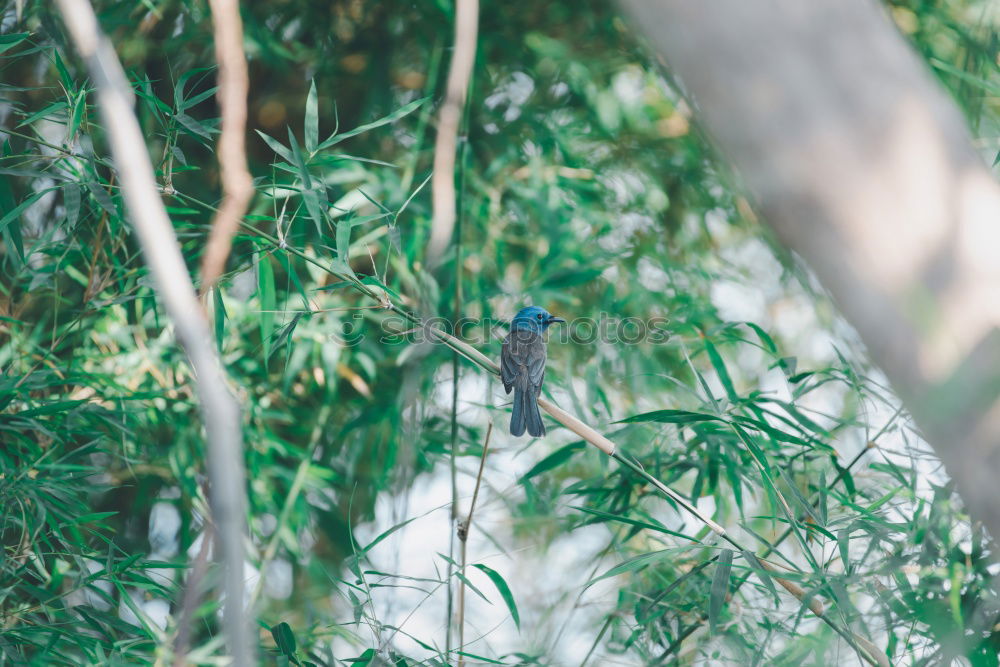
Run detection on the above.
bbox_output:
[500,305,564,437]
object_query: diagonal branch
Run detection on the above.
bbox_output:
[54,1,253,663]
[200,0,254,292]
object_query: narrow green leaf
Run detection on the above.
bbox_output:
[2,220,23,263]
[587,549,672,588]
[472,564,520,630]
[270,622,298,662]
[833,456,856,496]
[334,218,356,277]
[287,128,312,188]
[454,651,504,665]
[213,287,227,354]
[54,50,74,91]
[774,466,823,526]
[454,570,492,605]
[304,79,318,153]
[930,58,1000,95]
[17,100,67,127]
[838,526,851,574]
[317,96,429,150]
[745,322,777,354]
[303,188,324,236]
[345,648,375,664]
[359,275,401,300]
[740,549,779,606]
[17,399,87,417]
[175,112,214,140]
[68,89,87,141]
[136,76,172,117]
[256,130,294,163]
[173,66,215,109]
[287,129,324,234]
[0,189,57,235]
[616,409,723,425]
[179,86,219,112]
[268,312,305,362]
[709,549,733,634]
[0,32,30,55]
[573,506,698,542]
[705,339,737,402]
[521,441,585,481]
[865,487,900,514]
[258,252,276,359]
[86,180,117,216]
[360,515,419,555]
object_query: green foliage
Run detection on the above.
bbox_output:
[0,0,997,664]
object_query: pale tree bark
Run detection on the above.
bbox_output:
[200,0,254,292]
[620,0,1000,538]
[54,0,253,662]
[426,0,479,265]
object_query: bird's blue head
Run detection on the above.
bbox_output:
[510,306,565,333]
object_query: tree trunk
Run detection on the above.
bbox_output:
[620,0,1000,537]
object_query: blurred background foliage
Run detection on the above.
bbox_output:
[0,0,998,664]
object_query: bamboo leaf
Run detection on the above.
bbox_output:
[587,549,672,588]
[521,441,585,481]
[0,32,30,55]
[256,129,294,164]
[709,549,733,633]
[258,252,276,360]
[214,287,227,354]
[270,622,299,664]
[616,409,723,425]
[317,96,429,150]
[705,339,737,402]
[741,549,780,606]
[472,564,521,630]
[573,506,698,542]
[0,188,58,234]
[304,79,318,153]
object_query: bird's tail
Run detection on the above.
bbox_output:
[510,387,545,437]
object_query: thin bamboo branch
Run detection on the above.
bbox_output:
[200,0,254,292]
[456,422,492,667]
[172,508,213,666]
[426,0,479,264]
[53,2,252,663]
[445,91,473,654]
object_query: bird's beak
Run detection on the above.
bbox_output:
[548,316,565,324]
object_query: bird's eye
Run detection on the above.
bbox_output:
[536,313,543,320]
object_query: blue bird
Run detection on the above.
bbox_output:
[501,306,564,437]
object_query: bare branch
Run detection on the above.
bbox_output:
[172,511,213,665]
[426,0,479,265]
[620,0,1000,541]
[200,0,254,292]
[54,1,253,663]
[456,422,492,667]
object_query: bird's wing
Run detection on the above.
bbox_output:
[500,335,517,393]
[523,341,546,391]
[503,330,547,392]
